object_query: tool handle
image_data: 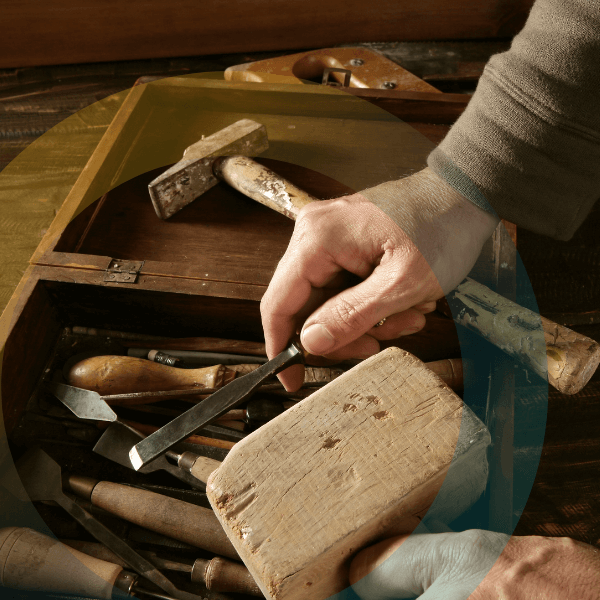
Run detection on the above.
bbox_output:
[213,155,318,220]
[448,278,600,394]
[178,452,223,483]
[192,557,263,597]
[425,358,463,390]
[66,477,238,561]
[0,527,122,599]
[68,355,236,398]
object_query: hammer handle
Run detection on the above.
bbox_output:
[213,155,318,219]
[219,162,598,394]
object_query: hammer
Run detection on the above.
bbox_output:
[149,119,316,220]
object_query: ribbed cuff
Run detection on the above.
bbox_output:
[427,148,497,217]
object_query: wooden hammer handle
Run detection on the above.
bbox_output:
[213,155,318,219]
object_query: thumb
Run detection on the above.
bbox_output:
[300,265,423,356]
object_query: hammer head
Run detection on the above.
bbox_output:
[149,119,268,219]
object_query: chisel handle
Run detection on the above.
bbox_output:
[193,556,263,596]
[218,161,599,395]
[213,155,318,220]
[447,278,600,395]
[0,527,122,599]
[68,355,235,397]
[65,476,238,561]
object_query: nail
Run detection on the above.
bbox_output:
[399,327,421,337]
[301,324,336,355]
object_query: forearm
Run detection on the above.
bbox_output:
[428,0,600,241]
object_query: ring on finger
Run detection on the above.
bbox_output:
[374,317,387,328]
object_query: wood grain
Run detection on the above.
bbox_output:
[207,348,489,600]
[0,1,533,68]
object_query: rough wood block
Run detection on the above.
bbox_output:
[207,348,489,600]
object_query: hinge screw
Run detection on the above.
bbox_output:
[350,58,364,66]
[382,81,396,89]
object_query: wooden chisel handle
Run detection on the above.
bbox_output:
[193,556,263,596]
[68,355,236,397]
[0,527,122,599]
[65,476,239,560]
[213,155,318,220]
[217,162,599,395]
[447,278,600,395]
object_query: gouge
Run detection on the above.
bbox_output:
[130,339,307,470]
[0,528,232,600]
[14,448,204,600]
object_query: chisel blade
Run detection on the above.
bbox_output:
[47,382,117,422]
[130,340,305,470]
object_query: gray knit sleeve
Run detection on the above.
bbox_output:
[427,0,600,241]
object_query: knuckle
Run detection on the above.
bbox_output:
[332,296,370,332]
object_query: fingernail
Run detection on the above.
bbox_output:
[399,327,421,337]
[301,324,336,355]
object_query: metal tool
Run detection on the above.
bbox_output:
[130,339,306,470]
[14,448,206,600]
[94,422,219,489]
[149,119,269,219]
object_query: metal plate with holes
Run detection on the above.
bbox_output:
[103,259,144,283]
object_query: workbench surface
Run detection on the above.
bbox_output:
[1,42,599,548]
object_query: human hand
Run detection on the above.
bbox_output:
[260,167,499,391]
[349,530,600,600]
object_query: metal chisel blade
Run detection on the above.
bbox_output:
[47,382,117,422]
[130,340,304,470]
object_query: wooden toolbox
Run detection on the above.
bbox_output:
[0,78,516,598]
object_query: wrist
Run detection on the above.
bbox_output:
[360,168,499,292]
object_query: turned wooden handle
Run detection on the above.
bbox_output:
[193,556,263,596]
[0,527,122,599]
[67,355,236,397]
[65,476,238,560]
[448,278,600,395]
[426,358,463,390]
[213,155,318,220]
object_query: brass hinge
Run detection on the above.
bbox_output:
[103,259,144,283]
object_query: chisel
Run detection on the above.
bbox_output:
[130,339,307,470]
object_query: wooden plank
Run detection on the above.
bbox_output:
[208,348,489,600]
[0,1,534,68]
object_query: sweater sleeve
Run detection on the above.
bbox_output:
[427,0,600,241]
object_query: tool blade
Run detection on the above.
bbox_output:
[130,341,304,470]
[48,382,117,422]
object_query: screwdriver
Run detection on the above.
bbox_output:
[0,527,231,600]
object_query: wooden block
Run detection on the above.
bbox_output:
[207,348,489,600]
